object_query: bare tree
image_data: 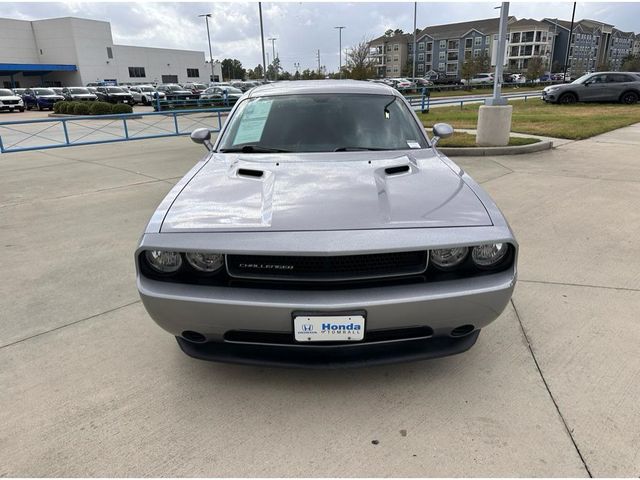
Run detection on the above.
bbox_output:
[346,38,377,80]
[526,56,545,81]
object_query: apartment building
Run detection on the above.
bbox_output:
[413,17,503,78]
[507,19,554,71]
[634,34,640,56]
[608,28,636,70]
[369,31,418,77]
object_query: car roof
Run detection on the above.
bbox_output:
[247,80,399,98]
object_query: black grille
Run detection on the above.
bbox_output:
[226,251,428,282]
[3,100,19,105]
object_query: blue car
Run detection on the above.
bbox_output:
[22,88,65,111]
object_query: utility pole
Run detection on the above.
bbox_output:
[334,26,345,79]
[412,2,417,79]
[563,2,577,81]
[268,37,277,80]
[258,2,267,82]
[198,13,214,83]
[317,49,321,75]
[487,2,509,106]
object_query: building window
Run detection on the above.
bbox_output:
[418,63,424,72]
[128,67,146,78]
[426,53,432,62]
[106,47,113,59]
[535,31,542,42]
[448,40,459,50]
[393,66,399,73]
[465,38,473,48]
[485,36,490,44]
[386,55,391,62]
[394,55,399,62]
[510,46,519,56]
[447,51,458,61]
[418,42,425,50]
[439,51,445,60]
[418,53,424,61]
[475,36,482,46]
[511,32,520,43]
[446,63,457,73]
[474,49,481,57]
[426,42,433,52]
[438,62,445,71]
[393,44,399,51]
[439,40,446,49]
[386,45,392,52]
[187,68,200,78]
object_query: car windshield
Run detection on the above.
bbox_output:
[107,87,126,93]
[34,89,55,95]
[140,87,155,92]
[0,89,14,96]
[167,85,183,91]
[69,88,90,94]
[218,93,428,153]
[571,74,592,84]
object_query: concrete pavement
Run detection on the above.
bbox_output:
[1,124,639,476]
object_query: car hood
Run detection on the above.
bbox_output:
[37,95,64,99]
[160,150,492,233]
[107,92,131,96]
[0,96,21,101]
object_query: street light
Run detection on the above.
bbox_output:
[334,26,345,79]
[258,3,267,82]
[268,37,277,80]
[198,13,214,82]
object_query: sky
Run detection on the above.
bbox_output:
[0,1,638,73]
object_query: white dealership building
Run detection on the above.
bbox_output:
[0,16,222,88]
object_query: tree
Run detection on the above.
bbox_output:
[460,52,477,87]
[221,58,246,80]
[345,38,377,80]
[252,64,264,79]
[393,29,404,35]
[595,60,611,72]
[384,29,394,37]
[526,56,545,81]
[622,54,640,71]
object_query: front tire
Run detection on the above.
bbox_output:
[558,93,577,104]
[620,91,639,105]
[18,107,24,112]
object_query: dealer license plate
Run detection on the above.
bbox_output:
[294,315,365,342]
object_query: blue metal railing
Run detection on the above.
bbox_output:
[407,90,543,112]
[0,107,232,153]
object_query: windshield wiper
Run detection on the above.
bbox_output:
[219,145,291,153]
[334,146,388,152]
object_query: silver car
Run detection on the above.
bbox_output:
[136,80,518,368]
[542,71,640,104]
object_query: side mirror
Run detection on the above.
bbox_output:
[190,128,213,151]
[431,123,454,147]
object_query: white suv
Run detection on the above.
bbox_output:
[128,85,165,105]
[461,73,494,85]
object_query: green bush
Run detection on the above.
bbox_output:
[53,101,67,114]
[111,103,133,114]
[72,102,91,115]
[89,101,113,115]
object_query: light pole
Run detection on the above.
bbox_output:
[198,13,214,82]
[334,26,345,78]
[258,2,267,82]
[412,2,417,79]
[268,37,277,80]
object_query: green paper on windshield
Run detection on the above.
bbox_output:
[233,99,273,145]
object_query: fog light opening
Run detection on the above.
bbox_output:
[450,325,475,337]
[182,331,207,343]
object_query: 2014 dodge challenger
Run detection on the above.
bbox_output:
[135,80,518,368]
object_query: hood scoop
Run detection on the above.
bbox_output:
[384,165,411,176]
[237,168,264,178]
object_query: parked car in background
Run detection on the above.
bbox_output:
[0,88,25,112]
[461,73,494,86]
[128,85,166,105]
[50,87,65,96]
[12,88,26,97]
[407,78,434,88]
[200,85,243,105]
[95,86,134,104]
[156,84,196,100]
[22,88,65,110]
[62,87,98,102]
[182,82,208,95]
[229,81,258,92]
[136,80,518,367]
[542,71,640,104]
[86,87,98,94]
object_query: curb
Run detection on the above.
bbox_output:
[48,113,143,120]
[440,140,553,156]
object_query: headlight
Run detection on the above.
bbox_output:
[471,243,509,268]
[185,252,224,272]
[144,250,182,273]
[430,247,468,269]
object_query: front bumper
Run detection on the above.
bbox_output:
[542,90,558,102]
[176,330,481,368]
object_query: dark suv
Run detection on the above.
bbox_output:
[95,86,134,104]
[156,84,196,100]
[22,88,65,111]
